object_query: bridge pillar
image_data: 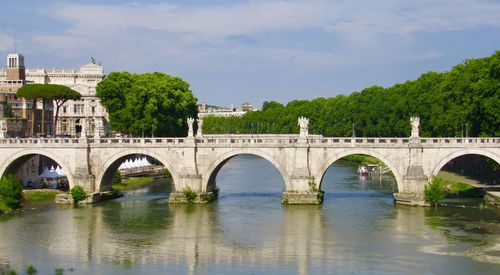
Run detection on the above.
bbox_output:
[169,137,217,204]
[73,140,96,192]
[281,142,324,205]
[394,134,428,206]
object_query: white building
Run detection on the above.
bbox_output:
[0,55,108,137]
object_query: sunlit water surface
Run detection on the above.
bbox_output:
[0,155,499,274]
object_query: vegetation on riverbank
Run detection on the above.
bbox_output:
[70,186,87,204]
[341,155,386,166]
[204,51,499,137]
[425,176,480,206]
[23,190,60,203]
[113,176,155,192]
[0,174,23,214]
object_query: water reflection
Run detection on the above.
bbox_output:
[0,157,498,274]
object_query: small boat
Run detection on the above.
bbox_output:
[357,165,369,175]
[357,163,380,175]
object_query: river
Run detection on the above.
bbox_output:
[0,155,499,274]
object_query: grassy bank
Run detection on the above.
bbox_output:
[0,198,9,214]
[435,171,482,197]
[437,178,475,195]
[114,176,155,192]
[23,190,61,203]
[341,155,386,166]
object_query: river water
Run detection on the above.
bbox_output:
[0,155,499,274]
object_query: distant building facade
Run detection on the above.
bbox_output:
[0,54,108,137]
[0,53,52,137]
[197,102,258,118]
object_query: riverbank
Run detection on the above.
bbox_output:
[113,176,155,192]
[1,189,64,215]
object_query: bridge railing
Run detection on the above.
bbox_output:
[420,137,500,144]
[88,138,186,145]
[197,135,300,145]
[307,137,411,145]
[0,136,498,147]
[0,137,83,145]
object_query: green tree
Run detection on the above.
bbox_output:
[203,50,500,138]
[96,72,198,137]
[0,174,23,209]
[70,186,87,204]
[3,102,13,118]
[17,84,81,136]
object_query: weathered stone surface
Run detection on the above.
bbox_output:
[168,190,218,204]
[281,191,324,205]
[0,133,498,206]
[484,192,500,208]
[55,193,73,204]
[393,192,428,206]
[56,190,122,204]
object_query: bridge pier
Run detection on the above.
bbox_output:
[394,166,428,206]
[168,174,218,204]
[282,176,324,205]
[394,131,428,206]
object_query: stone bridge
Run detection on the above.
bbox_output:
[0,117,498,205]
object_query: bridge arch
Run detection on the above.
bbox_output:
[0,149,75,189]
[315,149,403,192]
[431,148,500,179]
[95,149,179,192]
[202,149,289,193]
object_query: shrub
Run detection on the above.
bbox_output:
[425,177,445,206]
[182,187,197,203]
[113,171,122,185]
[54,267,65,275]
[26,264,37,275]
[0,174,24,209]
[70,186,87,204]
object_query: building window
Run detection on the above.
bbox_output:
[74,104,84,114]
[91,107,95,114]
[63,107,67,113]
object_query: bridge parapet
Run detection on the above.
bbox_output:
[420,137,499,146]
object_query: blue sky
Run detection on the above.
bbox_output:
[1,0,499,108]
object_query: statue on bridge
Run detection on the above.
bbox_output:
[298,117,309,137]
[0,119,6,138]
[187,117,195,137]
[94,118,102,139]
[196,118,203,137]
[410,117,420,139]
[80,118,87,139]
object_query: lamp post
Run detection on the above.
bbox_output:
[352,122,355,138]
[151,125,154,138]
[141,124,144,138]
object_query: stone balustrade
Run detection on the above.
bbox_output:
[0,136,498,148]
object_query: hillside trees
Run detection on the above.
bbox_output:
[204,51,500,137]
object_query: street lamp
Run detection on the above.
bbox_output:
[352,122,356,138]
[141,124,144,138]
[151,125,154,138]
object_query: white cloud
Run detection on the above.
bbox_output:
[46,1,333,37]
[325,0,500,43]
[0,34,15,52]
